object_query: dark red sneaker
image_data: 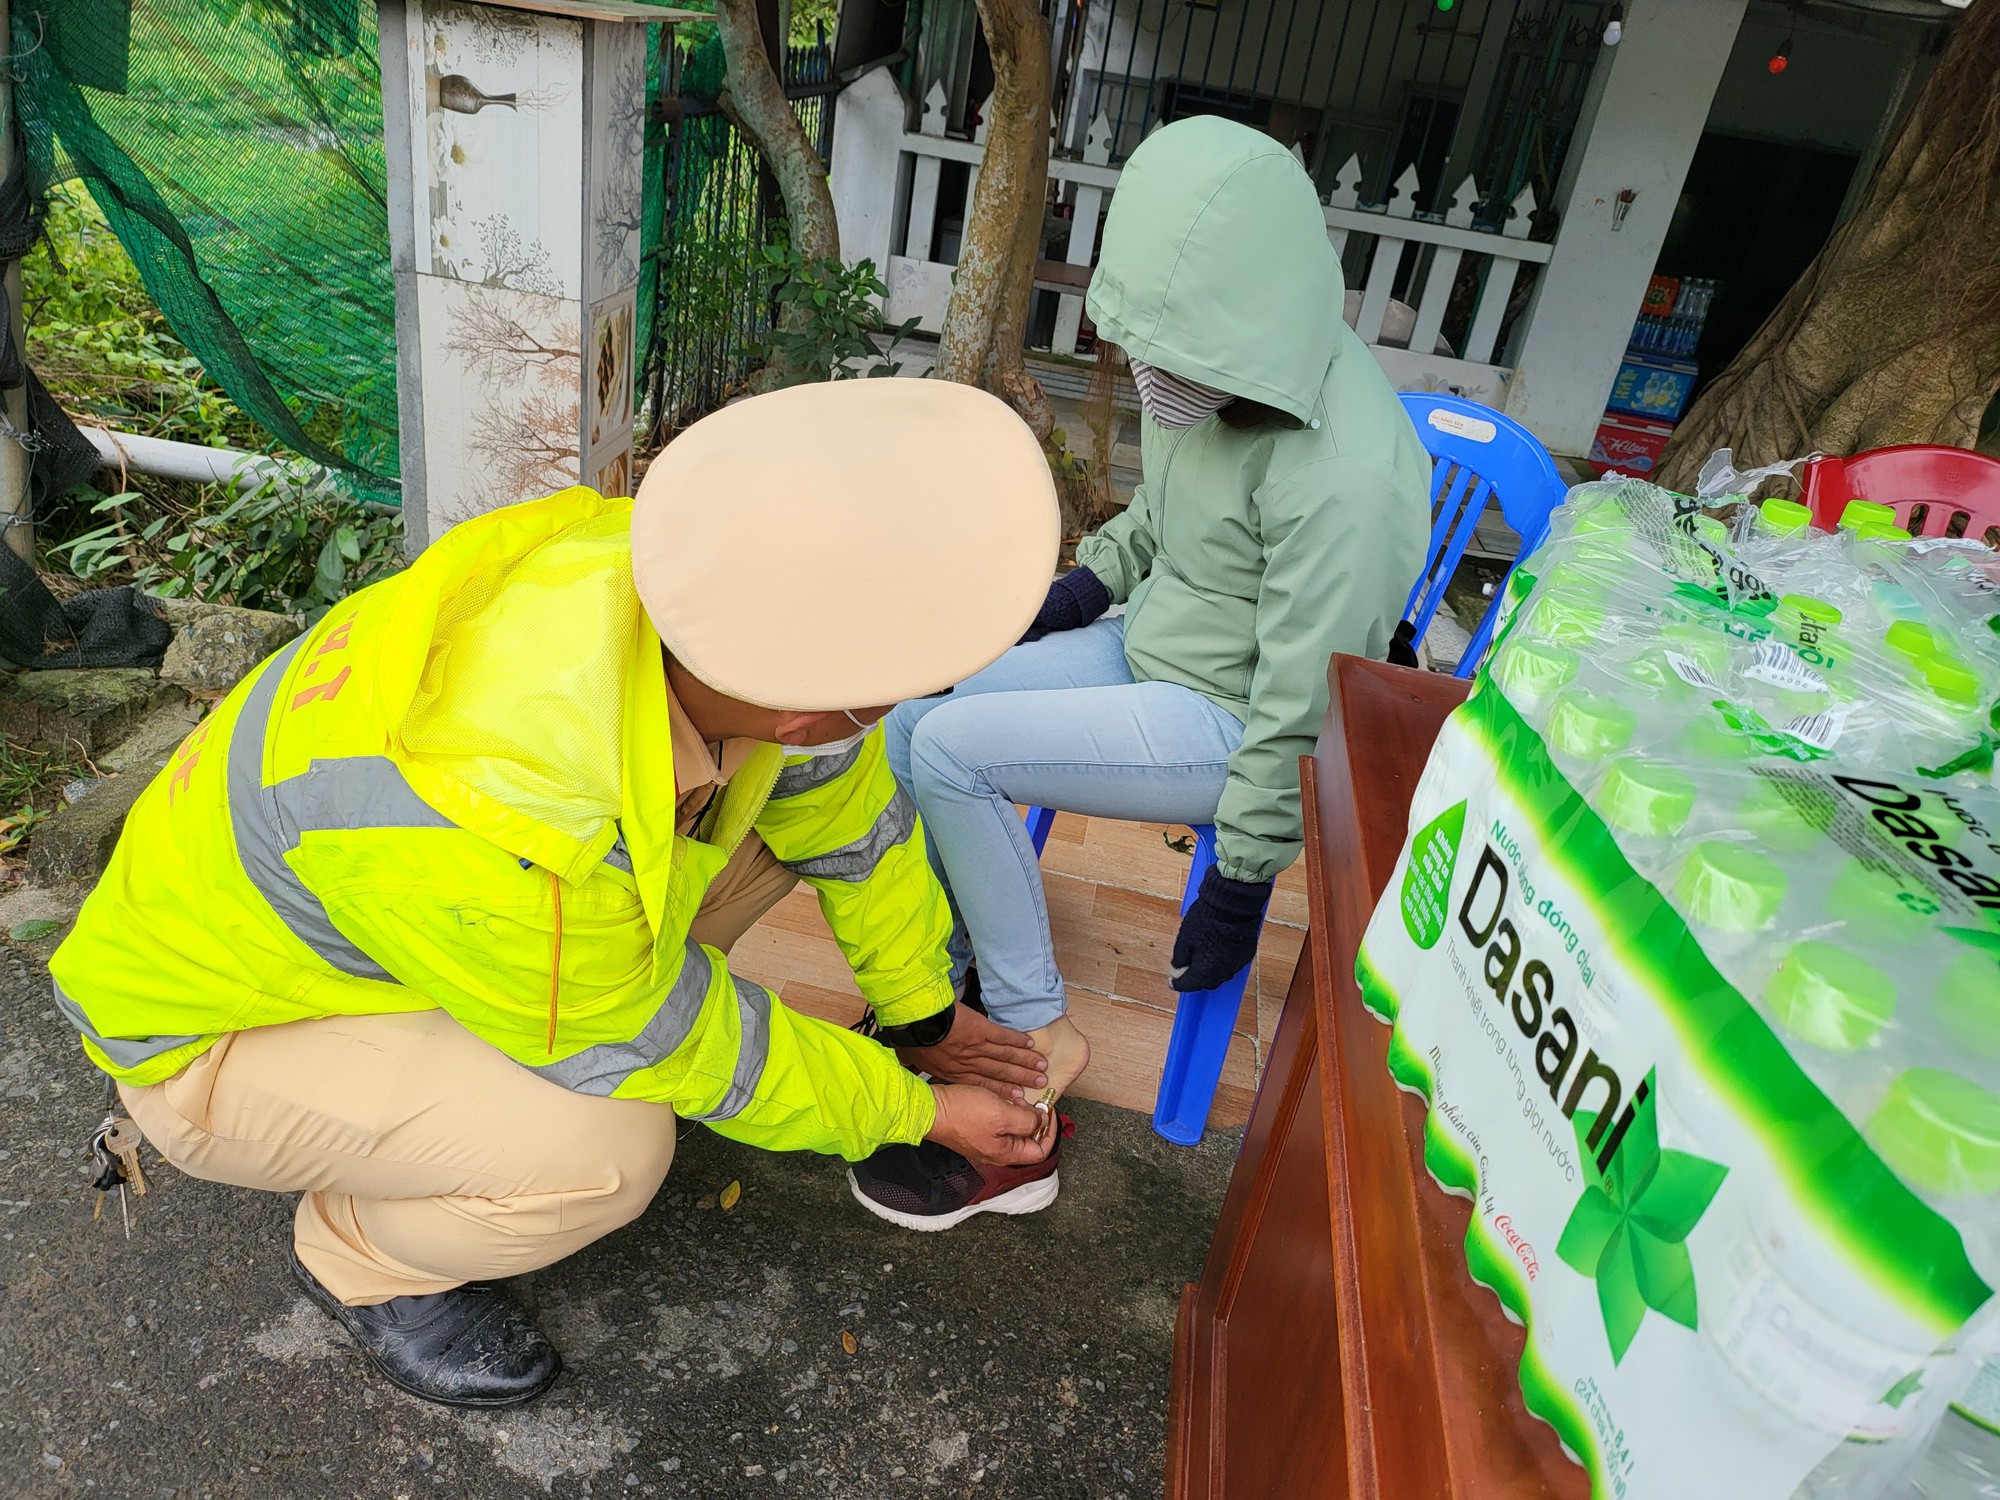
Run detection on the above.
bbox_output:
[848,1115,1072,1232]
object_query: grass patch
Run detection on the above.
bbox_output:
[0,738,87,860]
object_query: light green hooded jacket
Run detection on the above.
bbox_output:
[1078,116,1431,885]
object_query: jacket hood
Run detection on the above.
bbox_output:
[1085,117,1343,426]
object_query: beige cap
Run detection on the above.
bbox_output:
[632,379,1061,711]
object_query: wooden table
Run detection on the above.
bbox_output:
[1167,655,1591,1500]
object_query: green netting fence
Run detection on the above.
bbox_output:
[11,0,833,505]
[16,0,401,498]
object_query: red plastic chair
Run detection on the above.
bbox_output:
[1800,445,2000,547]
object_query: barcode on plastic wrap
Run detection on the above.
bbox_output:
[1745,640,1827,694]
[1665,651,1721,691]
[1783,704,1850,751]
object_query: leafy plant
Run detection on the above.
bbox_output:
[49,461,403,620]
[0,803,52,857]
[0,737,86,857]
[24,186,261,454]
[789,0,837,44]
[753,244,918,387]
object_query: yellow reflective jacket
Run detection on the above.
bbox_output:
[50,489,949,1159]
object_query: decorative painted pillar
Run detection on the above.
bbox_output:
[377,0,693,551]
[1502,0,1750,457]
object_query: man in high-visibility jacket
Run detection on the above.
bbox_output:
[50,381,1062,1408]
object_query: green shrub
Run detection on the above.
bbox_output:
[24,184,261,454]
[51,462,402,620]
[753,244,917,386]
[27,184,403,612]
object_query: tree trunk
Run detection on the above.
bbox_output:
[932,0,1051,400]
[1657,0,2000,493]
[711,0,840,265]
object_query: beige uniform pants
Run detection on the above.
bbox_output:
[122,837,798,1305]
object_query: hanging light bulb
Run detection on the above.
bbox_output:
[1603,5,1624,45]
[1770,7,1797,75]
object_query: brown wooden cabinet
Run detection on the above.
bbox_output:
[1168,656,1591,1500]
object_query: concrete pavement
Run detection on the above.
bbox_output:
[0,939,1235,1500]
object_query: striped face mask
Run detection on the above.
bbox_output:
[1128,357,1233,429]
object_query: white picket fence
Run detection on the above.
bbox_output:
[873,80,1555,388]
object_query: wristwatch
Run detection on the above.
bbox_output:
[869,1004,957,1049]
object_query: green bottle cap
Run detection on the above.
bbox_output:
[1830,859,1936,932]
[1935,953,2000,1059]
[1572,501,1631,535]
[1629,626,1730,691]
[1548,693,1637,761]
[1919,653,1980,707]
[1854,521,1913,543]
[1598,756,1697,837]
[1491,640,1578,708]
[1775,594,1842,633]
[1676,842,1787,932]
[1737,776,1837,851]
[1868,1068,2000,1196]
[1680,714,1750,763]
[1535,592,1607,647]
[1541,559,1614,598]
[1756,498,1812,537]
[1664,622,1732,669]
[1568,531,1632,561]
[1766,942,1897,1050]
[1837,500,1898,533]
[1887,620,1946,659]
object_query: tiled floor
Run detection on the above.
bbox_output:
[727,812,1308,1128]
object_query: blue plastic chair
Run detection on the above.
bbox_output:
[1396,392,1567,677]
[1019,807,1262,1146]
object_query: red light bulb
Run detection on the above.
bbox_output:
[1768,48,1789,74]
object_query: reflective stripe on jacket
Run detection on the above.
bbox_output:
[50,488,947,1160]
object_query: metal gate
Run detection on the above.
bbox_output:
[640,34,838,439]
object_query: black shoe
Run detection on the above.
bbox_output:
[286,1243,561,1408]
[848,1115,1070,1232]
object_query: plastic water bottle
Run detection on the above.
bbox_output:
[1908,1410,2000,1499]
[1909,1343,2000,1500]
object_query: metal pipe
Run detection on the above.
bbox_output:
[80,426,295,490]
[81,426,404,514]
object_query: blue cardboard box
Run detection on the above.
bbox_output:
[1606,355,1698,423]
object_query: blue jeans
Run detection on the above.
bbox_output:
[883,618,1245,1031]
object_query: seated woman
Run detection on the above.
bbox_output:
[850,115,1432,1230]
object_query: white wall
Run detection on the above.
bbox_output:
[1504,0,1750,456]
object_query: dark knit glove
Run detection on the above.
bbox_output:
[1021,566,1112,643]
[1169,866,1273,992]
